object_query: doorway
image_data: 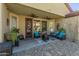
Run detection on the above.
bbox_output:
[42,21,47,32]
[25,18,32,38]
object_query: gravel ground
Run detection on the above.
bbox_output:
[13,39,79,56]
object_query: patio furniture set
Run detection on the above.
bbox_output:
[33,30,66,41]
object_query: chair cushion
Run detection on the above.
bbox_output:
[34,32,40,37]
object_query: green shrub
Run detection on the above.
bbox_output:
[58,27,66,32]
[11,27,19,33]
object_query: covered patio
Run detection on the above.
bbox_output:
[2,3,66,46]
[0,3,79,56]
[6,3,64,39]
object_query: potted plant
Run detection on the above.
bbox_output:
[10,27,19,46]
[58,27,66,33]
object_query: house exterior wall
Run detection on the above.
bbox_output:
[8,12,79,42]
[2,4,9,33]
[0,4,9,42]
[47,19,56,33]
[9,13,26,38]
[57,16,78,41]
[20,3,70,16]
[18,15,25,38]
[78,16,79,41]
[9,12,56,38]
[0,4,3,42]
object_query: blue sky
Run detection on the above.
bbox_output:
[69,3,79,11]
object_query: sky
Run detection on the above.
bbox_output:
[69,3,79,11]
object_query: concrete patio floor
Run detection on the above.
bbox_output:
[13,37,54,53]
[13,38,79,56]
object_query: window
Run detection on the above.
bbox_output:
[33,20,41,32]
[10,16,17,31]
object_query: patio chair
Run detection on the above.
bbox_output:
[56,31,66,40]
[0,41,13,56]
[34,31,40,38]
[50,31,66,40]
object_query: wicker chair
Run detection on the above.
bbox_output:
[0,41,13,56]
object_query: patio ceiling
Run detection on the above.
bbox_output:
[6,3,64,19]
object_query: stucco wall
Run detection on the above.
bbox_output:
[57,16,78,41]
[20,3,69,16]
[47,19,56,33]
[0,4,9,42]
[2,4,9,33]
[78,16,79,41]
[18,15,25,38]
[0,4,3,42]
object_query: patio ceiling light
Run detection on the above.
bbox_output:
[30,13,38,18]
[45,16,51,20]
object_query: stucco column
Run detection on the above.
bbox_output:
[0,4,4,43]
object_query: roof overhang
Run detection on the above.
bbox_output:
[65,11,79,18]
[6,3,64,19]
[65,3,73,13]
